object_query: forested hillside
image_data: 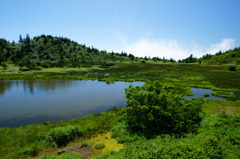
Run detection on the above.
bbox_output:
[0,35,136,69]
[200,48,240,65]
[1,34,240,70]
[178,48,240,65]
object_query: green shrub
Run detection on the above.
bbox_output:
[122,82,204,137]
[1,62,8,70]
[35,66,43,70]
[43,121,53,125]
[45,125,82,147]
[111,121,145,143]
[18,146,39,157]
[94,143,105,149]
[229,66,237,71]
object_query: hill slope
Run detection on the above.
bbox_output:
[201,48,240,65]
[0,35,135,69]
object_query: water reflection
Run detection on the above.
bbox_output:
[0,80,13,95]
[0,80,144,127]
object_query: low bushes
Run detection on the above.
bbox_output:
[44,125,82,147]
[229,66,237,71]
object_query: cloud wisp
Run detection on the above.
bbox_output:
[123,39,188,60]
[120,38,236,60]
[206,38,235,54]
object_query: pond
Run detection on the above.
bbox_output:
[0,80,144,127]
[184,88,230,100]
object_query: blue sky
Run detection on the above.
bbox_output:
[1,0,240,59]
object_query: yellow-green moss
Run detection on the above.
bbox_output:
[89,132,124,153]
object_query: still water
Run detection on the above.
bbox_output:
[184,88,228,100]
[0,80,144,127]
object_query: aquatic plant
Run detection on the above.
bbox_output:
[204,93,209,97]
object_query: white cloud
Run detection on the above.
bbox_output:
[206,38,235,54]
[123,39,189,60]
[120,38,236,60]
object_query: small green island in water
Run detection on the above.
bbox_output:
[0,35,240,159]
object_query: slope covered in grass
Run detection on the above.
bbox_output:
[201,47,240,65]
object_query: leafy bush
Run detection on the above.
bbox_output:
[17,146,39,157]
[94,143,105,149]
[35,65,43,70]
[229,66,237,71]
[111,121,145,143]
[43,121,53,125]
[45,125,82,147]
[122,82,204,137]
[1,62,8,70]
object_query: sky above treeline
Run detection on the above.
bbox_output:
[1,0,240,60]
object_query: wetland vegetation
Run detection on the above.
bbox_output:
[0,35,240,158]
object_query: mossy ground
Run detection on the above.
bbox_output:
[90,132,124,153]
